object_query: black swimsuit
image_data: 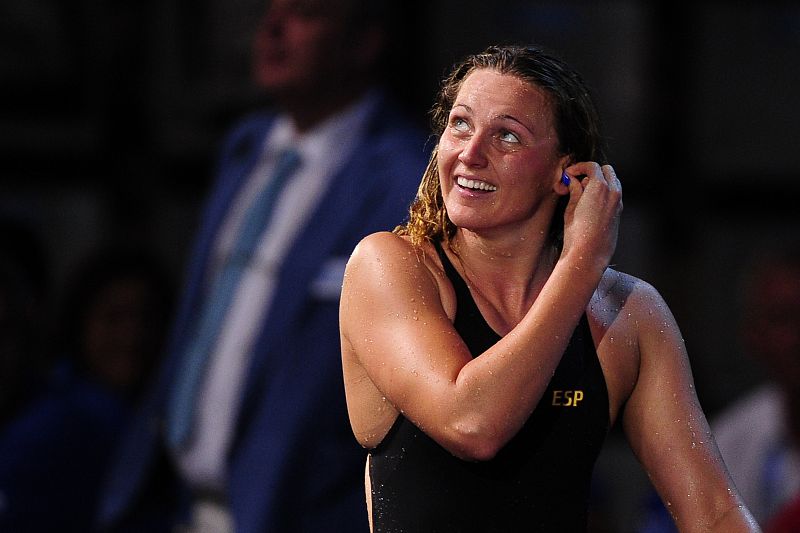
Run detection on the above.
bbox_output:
[368,241,610,532]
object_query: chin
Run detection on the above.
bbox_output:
[447,213,496,233]
[253,65,295,91]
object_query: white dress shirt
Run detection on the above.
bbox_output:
[712,384,800,525]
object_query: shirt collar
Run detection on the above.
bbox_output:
[263,90,381,165]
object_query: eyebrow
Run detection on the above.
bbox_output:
[451,104,535,135]
[497,114,534,135]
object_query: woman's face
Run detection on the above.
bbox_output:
[437,68,567,235]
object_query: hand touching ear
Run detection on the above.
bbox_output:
[561,163,622,272]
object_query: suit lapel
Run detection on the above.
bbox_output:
[235,138,377,421]
[161,115,276,402]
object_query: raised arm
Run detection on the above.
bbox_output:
[621,282,761,532]
[341,163,621,461]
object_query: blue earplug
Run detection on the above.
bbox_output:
[561,171,570,186]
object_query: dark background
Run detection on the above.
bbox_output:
[2,1,799,528]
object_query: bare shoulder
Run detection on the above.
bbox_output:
[595,268,640,306]
[589,268,659,339]
[343,232,457,326]
[347,230,414,265]
[594,268,668,321]
[347,232,437,272]
[589,268,671,424]
[340,233,457,447]
[591,267,681,356]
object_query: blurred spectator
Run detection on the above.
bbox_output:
[97,0,428,532]
[638,243,800,531]
[711,245,800,524]
[55,248,174,398]
[0,248,174,533]
[0,216,50,427]
[766,493,800,533]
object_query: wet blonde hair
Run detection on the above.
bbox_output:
[394,44,606,251]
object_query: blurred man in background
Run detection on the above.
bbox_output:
[97,1,428,531]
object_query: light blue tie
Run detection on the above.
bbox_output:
[166,148,301,450]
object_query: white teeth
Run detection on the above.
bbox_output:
[457,177,497,191]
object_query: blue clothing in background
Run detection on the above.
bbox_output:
[0,362,129,532]
[97,94,428,533]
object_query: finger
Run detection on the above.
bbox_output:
[564,170,584,208]
[565,162,605,190]
[601,164,621,194]
[600,164,624,213]
[586,163,608,189]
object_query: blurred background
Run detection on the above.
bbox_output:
[1,0,799,530]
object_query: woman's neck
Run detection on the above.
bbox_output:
[449,226,557,324]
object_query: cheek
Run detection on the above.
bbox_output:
[437,134,459,157]
[436,139,458,176]
[286,26,339,68]
[501,159,537,190]
[516,157,559,187]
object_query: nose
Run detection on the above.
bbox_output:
[457,133,488,168]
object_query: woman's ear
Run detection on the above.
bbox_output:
[554,155,573,195]
[554,170,570,195]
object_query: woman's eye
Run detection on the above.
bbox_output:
[452,118,469,132]
[499,130,520,143]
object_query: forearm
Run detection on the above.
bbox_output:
[624,283,762,533]
[450,250,605,453]
[346,232,611,460]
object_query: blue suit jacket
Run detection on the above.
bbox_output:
[98,94,429,533]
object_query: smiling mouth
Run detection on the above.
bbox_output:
[456,177,497,191]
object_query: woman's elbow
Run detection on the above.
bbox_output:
[458,441,501,462]
[444,421,505,462]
